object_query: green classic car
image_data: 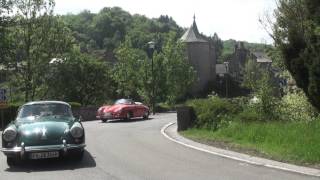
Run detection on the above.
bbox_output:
[1,101,86,166]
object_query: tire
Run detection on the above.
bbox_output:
[125,112,132,120]
[102,119,107,123]
[143,111,149,120]
[7,157,18,167]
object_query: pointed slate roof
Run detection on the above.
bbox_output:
[180,15,207,43]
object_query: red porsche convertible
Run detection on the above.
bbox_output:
[96,99,150,122]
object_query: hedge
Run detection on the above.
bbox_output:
[0,104,22,129]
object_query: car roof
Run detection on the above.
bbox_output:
[23,101,71,107]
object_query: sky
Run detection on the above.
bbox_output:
[54,0,276,44]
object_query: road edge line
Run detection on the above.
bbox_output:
[161,122,320,177]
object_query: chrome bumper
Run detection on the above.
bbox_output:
[1,143,86,156]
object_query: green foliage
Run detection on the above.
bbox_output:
[0,103,23,128]
[186,89,318,129]
[278,90,319,121]
[242,58,262,90]
[0,0,13,68]
[221,39,270,58]
[113,33,195,106]
[68,102,82,109]
[209,33,223,59]
[7,0,74,102]
[162,34,196,104]
[187,96,239,130]
[46,51,115,106]
[242,57,280,120]
[61,9,184,61]
[182,119,320,165]
[235,107,263,122]
[254,72,280,119]
[155,102,175,113]
[273,0,320,111]
[113,40,148,100]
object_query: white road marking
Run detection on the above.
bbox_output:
[161,122,320,177]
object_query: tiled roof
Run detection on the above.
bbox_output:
[252,52,272,63]
[180,19,207,43]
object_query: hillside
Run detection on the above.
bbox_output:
[222,39,271,55]
[217,39,272,63]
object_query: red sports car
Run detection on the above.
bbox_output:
[96,99,150,122]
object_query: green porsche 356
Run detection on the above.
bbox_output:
[1,101,86,166]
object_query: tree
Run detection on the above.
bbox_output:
[46,51,115,105]
[91,7,132,49]
[255,71,279,119]
[242,58,262,91]
[113,32,195,106]
[273,0,320,111]
[242,57,280,119]
[210,33,223,59]
[0,0,13,67]
[9,0,74,101]
[162,33,196,104]
[113,40,148,100]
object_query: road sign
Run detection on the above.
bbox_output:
[0,88,7,102]
[0,89,8,109]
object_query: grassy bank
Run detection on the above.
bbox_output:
[181,120,320,166]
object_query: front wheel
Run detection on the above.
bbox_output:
[143,111,149,120]
[101,119,108,123]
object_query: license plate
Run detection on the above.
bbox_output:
[105,113,112,118]
[30,151,59,159]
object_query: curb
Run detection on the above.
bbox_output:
[161,122,320,177]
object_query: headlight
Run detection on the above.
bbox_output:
[3,126,17,142]
[70,122,84,138]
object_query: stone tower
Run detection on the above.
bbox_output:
[180,15,216,95]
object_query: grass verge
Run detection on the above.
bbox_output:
[181,120,320,168]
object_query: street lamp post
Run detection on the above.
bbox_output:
[148,41,155,115]
[224,62,229,98]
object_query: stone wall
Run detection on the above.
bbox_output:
[186,42,215,95]
[72,107,99,121]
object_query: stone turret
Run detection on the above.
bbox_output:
[180,15,216,96]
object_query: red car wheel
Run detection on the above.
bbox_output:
[125,112,132,120]
[143,111,149,119]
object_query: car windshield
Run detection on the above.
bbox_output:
[114,99,134,105]
[17,103,73,120]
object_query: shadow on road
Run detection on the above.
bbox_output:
[101,117,154,124]
[5,150,96,172]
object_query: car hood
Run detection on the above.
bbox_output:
[15,117,73,146]
[102,104,127,112]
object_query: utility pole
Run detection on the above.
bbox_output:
[148,41,155,115]
[224,62,229,98]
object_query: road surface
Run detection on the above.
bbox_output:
[0,113,317,180]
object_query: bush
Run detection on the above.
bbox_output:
[68,102,82,109]
[187,96,239,130]
[235,107,263,122]
[278,91,319,121]
[0,103,24,129]
[155,103,172,113]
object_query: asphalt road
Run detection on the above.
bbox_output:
[0,113,318,180]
